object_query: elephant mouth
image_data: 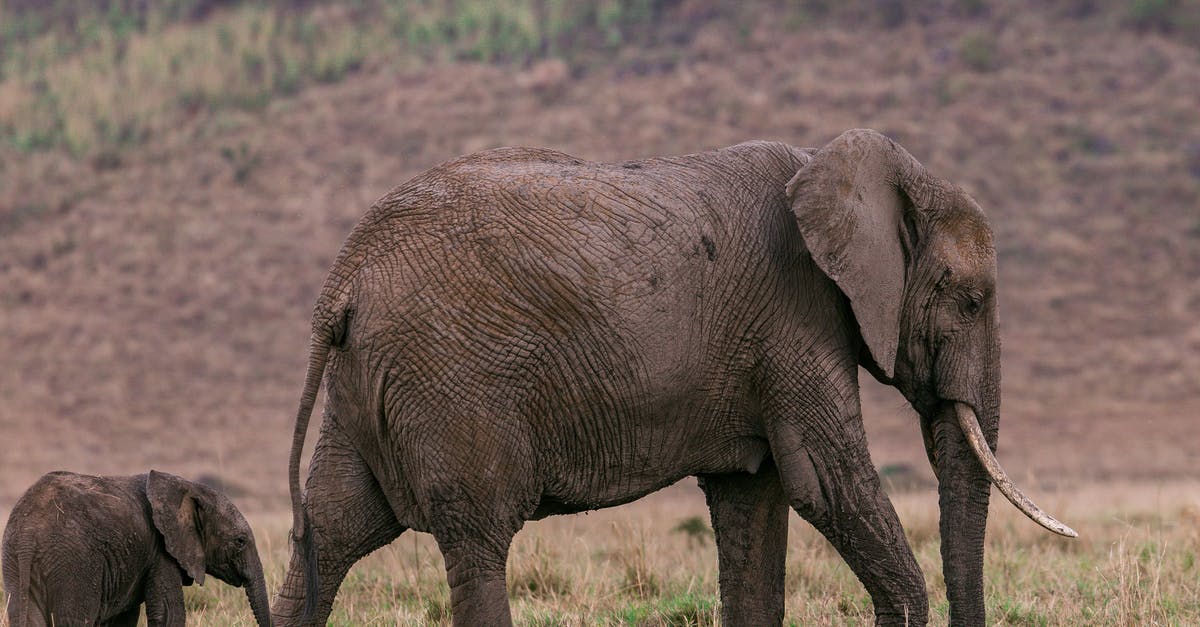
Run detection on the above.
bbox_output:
[213,569,246,587]
[948,401,1077,538]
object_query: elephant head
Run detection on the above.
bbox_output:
[786,129,1075,624]
[148,471,273,627]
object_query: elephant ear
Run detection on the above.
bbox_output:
[786,129,936,378]
[148,470,206,585]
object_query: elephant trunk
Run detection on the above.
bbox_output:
[243,548,273,627]
[930,401,993,625]
[930,394,1077,624]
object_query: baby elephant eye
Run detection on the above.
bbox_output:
[233,536,248,550]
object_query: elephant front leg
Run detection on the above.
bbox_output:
[145,554,187,627]
[768,417,928,626]
[105,606,143,627]
[698,462,789,627]
[273,419,405,626]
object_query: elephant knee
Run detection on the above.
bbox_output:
[774,444,832,526]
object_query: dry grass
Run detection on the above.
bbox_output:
[2,0,1199,508]
[3,482,1196,625]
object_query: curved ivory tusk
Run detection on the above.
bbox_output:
[954,402,1079,538]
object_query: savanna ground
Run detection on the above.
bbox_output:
[3,482,1199,625]
[2,0,1199,624]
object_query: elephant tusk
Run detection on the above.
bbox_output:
[953,402,1078,538]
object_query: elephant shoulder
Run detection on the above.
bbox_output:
[718,140,815,174]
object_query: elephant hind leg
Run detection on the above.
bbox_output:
[418,420,536,626]
[273,418,405,626]
[420,472,529,627]
[429,489,528,626]
[436,532,516,627]
[699,461,789,627]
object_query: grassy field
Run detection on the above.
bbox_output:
[3,481,1196,625]
[2,1,1199,625]
[0,0,677,157]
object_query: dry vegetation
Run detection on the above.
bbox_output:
[3,482,1198,625]
[2,0,1199,623]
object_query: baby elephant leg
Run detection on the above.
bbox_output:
[144,553,187,627]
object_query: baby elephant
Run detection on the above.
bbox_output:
[2,470,271,626]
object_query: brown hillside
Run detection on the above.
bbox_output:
[1,4,1199,508]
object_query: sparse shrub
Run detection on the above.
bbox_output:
[959,31,999,72]
[671,515,713,547]
[312,36,365,83]
[1071,127,1116,156]
[1126,0,1179,31]
[220,142,261,184]
[271,54,303,96]
[91,148,123,171]
[51,233,77,257]
[10,127,59,153]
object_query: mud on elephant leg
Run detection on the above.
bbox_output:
[273,419,405,626]
[699,461,789,627]
[769,419,928,626]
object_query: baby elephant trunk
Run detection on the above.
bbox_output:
[242,547,273,627]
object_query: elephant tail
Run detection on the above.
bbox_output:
[288,300,348,623]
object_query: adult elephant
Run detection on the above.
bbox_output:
[272,129,1074,626]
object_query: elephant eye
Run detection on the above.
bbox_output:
[233,536,247,550]
[961,292,984,317]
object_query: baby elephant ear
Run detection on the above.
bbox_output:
[786,129,934,378]
[148,470,206,585]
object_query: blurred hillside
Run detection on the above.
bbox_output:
[1,0,1198,507]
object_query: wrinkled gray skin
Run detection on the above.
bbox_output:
[273,129,1045,625]
[2,471,271,627]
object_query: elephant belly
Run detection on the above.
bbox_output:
[536,423,772,516]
